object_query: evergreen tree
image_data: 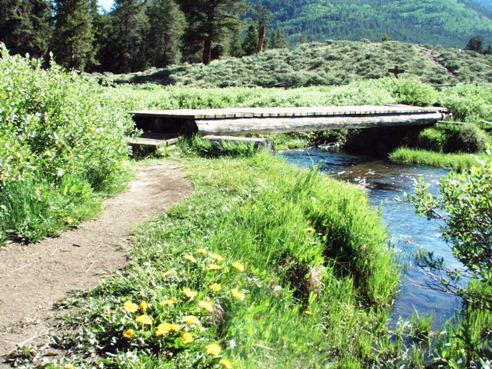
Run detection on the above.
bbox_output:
[269,28,287,49]
[0,0,52,59]
[254,5,269,52]
[147,0,186,67]
[52,0,97,71]
[466,35,484,53]
[381,32,390,42]
[298,34,309,44]
[228,27,243,57]
[242,24,258,55]
[110,0,149,72]
[178,0,245,65]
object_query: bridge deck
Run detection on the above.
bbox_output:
[130,105,448,137]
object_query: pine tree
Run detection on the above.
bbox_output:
[110,0,149,72]
[269,28,287,49]
[178,0,245,65]
[0,0,52,59]
[147,0,186,67]
[242,24,258,55]
[254,5,269,53]
[52,0,97,71]
[466,36,484,53]
[228,27,243,57]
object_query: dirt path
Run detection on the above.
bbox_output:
[0,162,192,358]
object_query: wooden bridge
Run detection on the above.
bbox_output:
[129,105,448,148]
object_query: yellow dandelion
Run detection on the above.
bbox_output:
[232,262,245,272]
[136,314,153,326]
[207,264,222,271]
[184,254,197,263]
[304,227,316,234]
[156,322,180,337]
[160,298,177,307]
[183,288,198,299]
[123,301,139,313]
[198,300,214,313]
[139,301,148,313]
[182,315,200,326]
[122,329,135,340]
[231,289,245,301]
[181,332,193,344]
[162,269,176,278]
[219,359,233,369]
[64,364,74,369]
[209,253,224,262]
[209,283,222,293]
[206,342,222,356]
[196,248,208,255]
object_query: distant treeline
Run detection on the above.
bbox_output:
[0,0,288,73]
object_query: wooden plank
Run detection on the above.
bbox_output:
[196,112,445,136]
[127,133,179,149]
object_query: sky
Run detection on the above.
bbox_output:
[99,0,114,12]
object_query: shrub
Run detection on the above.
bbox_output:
[416,128,445,151]
[443,124,489,153]
[387,78,438,106]
[0,45,132,242]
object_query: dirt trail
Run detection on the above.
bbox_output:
[0,162,192,358]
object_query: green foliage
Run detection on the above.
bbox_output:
[0,46,132,242]
[52,0,97,71]
[385,78,438,106]
[247,0,492,48]
[177,136,258,157]
[443,124,489,153]
[110,41,492,87]
[0,0,52,59]
[242,24,259,56]
[269,28,288,49]
[52,153,399,368]
[417,128,445,152]
[147,0,186,67]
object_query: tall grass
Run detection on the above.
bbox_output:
[54,153,400,368]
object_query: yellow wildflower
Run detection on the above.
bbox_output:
[162,269,176,278]
[136,314,153,326]
[206,343,222,356]
[232,262,245,272]
[183,288,198,299]
[181,332,194,344]
[231,289,245,301]
[160,298,177,307]
[219,359,233,369]
[122,329,135,340]
[196,248,208,255]
[123,301,139,313]
[156,322,180,337]
[139,301,148,313]
[209,253,224,262]
[198,300,214,313]
[304,227,316,234]
[209,283,222,292]
[64,365,74,369]
[184,254,197,263]
[207,264,222,271]
[182,315,200,326]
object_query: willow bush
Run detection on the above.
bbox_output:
[0,45,133,243]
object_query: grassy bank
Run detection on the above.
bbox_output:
[48,152,404,368]
[389,148,490,171]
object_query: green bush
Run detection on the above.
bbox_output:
[387,78,438,106]
[0,45,132,242]
[443,124,489,153]
[416,128,445,151]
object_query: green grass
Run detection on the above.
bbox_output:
[50,153,403,368]
[389,148,491,170]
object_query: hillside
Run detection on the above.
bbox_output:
[104,40,492,88]
[247,0,492,48]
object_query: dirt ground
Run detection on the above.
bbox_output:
[0,162,192,360]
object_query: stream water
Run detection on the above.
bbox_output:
[281,148,462,326]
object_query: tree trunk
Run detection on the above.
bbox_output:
[202,38,212,65]
[258,25,266,52]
